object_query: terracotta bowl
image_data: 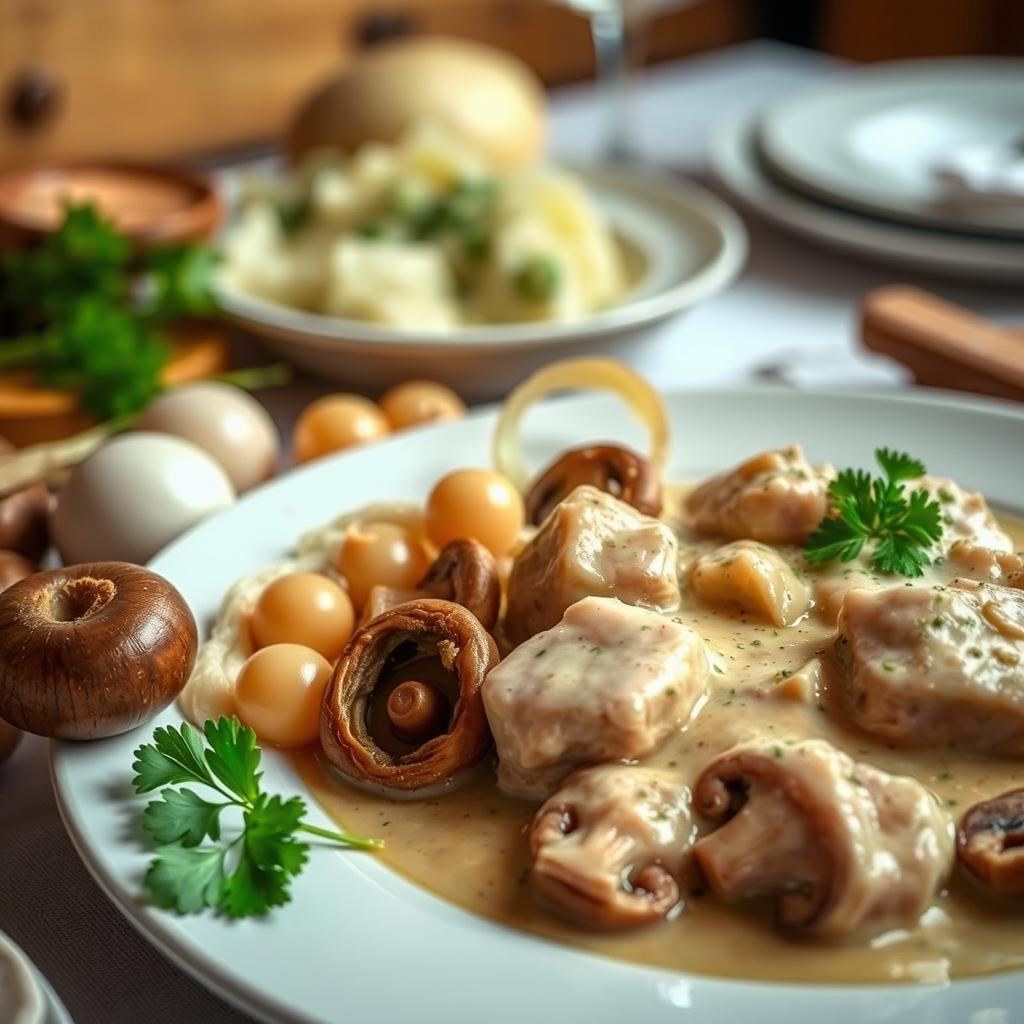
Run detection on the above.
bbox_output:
[0,161,222,247]
[0,321,231,447]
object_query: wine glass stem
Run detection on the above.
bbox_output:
[591,7,631,162]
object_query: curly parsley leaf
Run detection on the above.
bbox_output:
[203,717,261,804]
[141,244,220,322]
[146,844,227,914]
[132,721,216,793]
[804,448,944,578]
[875,448,926,483]
[221,796,310,918]
[143,789,225,847]
[133,717,380,919]
[0,203,220,421]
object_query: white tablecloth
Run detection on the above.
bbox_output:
[2,40,1022,1024]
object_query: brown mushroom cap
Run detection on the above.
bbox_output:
[0,550,36,592]
[0,436,50,561]
[321,598,498,796]
[0,561,198,739]
[0,717,22,765]
[524,444,662,526]
[417,538,501,630]
[958,789,1024,894]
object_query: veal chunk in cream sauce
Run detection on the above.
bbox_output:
[283,451,1024,984]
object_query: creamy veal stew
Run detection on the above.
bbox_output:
[181,442,1024,986]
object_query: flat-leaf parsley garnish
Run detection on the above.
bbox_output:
[804,448,943,578]
[132,717,380,918]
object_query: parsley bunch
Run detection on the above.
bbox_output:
[133,717,380,918]
[0,204,219,420]
[804,448,944,578]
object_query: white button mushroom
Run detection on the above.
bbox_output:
[135,381,280,493]
[51,432,236,564]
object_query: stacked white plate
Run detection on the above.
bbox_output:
[711,58,1024,281]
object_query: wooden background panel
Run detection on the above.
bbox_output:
[820,0,1024,60]
[0,0,749,169]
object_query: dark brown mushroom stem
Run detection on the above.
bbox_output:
[386,680,448,743]
[693,749,839,932]
[958,789,1024,894]
[359,585,424,627]
[417,539,501,631]
[321,598,498,796]
[0,562,198,739]
[0,436,50,561]
[524,444,662,526]
[0,550,36,592]
[0,718,22,765]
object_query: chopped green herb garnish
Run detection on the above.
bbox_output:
[0,203,219,419]
[132,717,379,918]
[803,448,943,578]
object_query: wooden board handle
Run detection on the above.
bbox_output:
[861,286,1024,402]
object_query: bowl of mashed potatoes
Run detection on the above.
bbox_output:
[219,123,746,398]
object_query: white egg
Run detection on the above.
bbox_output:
[135,382,280,493]
[51,433,236,565]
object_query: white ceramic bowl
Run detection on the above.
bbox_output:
[0,931,68,1024]
[0,931,43,1024]
[218,166,747,399]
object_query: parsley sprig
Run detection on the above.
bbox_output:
[132,717,380,918]
[804,448,944,578]
[0,204,219,420]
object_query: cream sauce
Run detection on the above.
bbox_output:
[295,504,1024,985]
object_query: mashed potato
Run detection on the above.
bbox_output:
[222,123,627,329]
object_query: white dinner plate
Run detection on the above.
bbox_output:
[712,112,1024,282]
[758,59,1024,239]
[51,387,1024,1024]
[218,166,747,399]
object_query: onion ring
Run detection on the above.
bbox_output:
[492,358,670,492]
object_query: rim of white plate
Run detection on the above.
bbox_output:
[50,386,1024,1024]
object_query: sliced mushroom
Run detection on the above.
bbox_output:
[958,789,1024,894]
[524,444,662,526]
[530,765,694,929]
[692,738,954,939]
[417,538,501,631]
[0,562,198,739]
[321,598,499,797]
